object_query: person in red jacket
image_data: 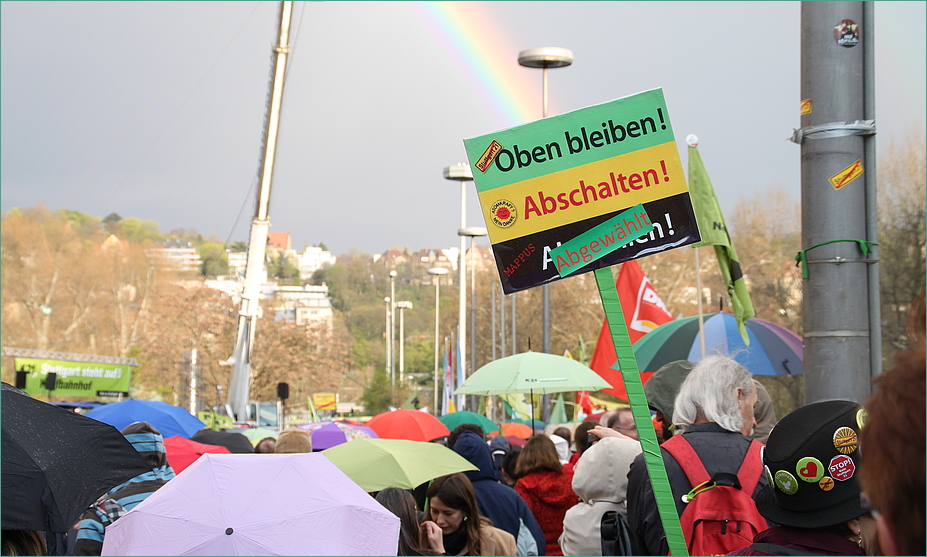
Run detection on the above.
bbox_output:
[514,435,578,556]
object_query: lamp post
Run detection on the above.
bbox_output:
[395,300,413,384]
[389,270,397,389]
[519,46,573,423]
[384,296,391,389]
[444,162,473,411]
[460,226,487,412]
[427,267,449,415]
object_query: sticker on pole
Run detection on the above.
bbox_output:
[463,88,701,294]
[829,160,863,190]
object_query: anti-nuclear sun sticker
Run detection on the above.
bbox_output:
[835,19,859,47]
[833,427,859,454]
[490,200,517,228]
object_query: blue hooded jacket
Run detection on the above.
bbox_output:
[453,431,545,556]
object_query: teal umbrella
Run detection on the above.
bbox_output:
[439,411,500,433]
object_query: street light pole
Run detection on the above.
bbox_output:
[444,163,473,411]
[460,226,487,412]
[395,301,413,384]
[389,270,397,389]
[427,267,449,415]
[518,47,573,423]
[384,296,391,387]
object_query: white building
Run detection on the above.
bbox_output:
[151,240,201,272]
[296,246,336,279]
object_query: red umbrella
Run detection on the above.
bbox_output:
[163,435,230,473]
[366,409,449,442]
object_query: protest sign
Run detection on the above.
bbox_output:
[15,357,132,397]
[464,88,700,293]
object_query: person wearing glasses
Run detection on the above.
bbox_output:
[606,408,638,440]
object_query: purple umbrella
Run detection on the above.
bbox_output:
[300,422,378,450]
[101,453,399,556]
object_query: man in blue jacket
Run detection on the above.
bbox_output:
[452,429,546,555]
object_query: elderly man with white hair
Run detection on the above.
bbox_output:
[624,355,768,556]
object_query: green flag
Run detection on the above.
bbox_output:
[550,393,569,424]
[688,144,755,343]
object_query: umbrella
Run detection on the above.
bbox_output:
[84,399,206,439]
[456,351,611,420]
[510,418,546,430]
[100,453,400,556]
[232,428,279,447]
[299,422,378,450]
[500,422,533,440]
[1,383,151,537]
[633,312,804,375]
[190,429,254,454]
[322,438,477,492]
[455,351,612,395]
[163,436,231,473]
[366,409,450,442]
[438,411,501,434]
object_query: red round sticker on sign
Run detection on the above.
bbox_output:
[828,454,856,481]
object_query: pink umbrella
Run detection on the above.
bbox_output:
[101,453,400,556]
[299,422,378,450]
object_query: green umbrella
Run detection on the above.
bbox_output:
[232,427,278,447]
[322,438,477,492]
[439,411,500,433]
[456,351,611,423]
[455,351,611,395]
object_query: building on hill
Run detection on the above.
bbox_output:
[151,240,201,272]
[296,245,336,280]
[272,284,334,332]
[372,249,410,268]
[266,231,291,252]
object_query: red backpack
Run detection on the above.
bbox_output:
[661,435,766,556]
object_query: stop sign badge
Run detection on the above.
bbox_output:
[829,454,856,481]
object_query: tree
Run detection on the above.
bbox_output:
[199,242,229,276]
[266,252,300,284]
[877,133,926,366]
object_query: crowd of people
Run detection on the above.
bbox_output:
[2,338,923,556]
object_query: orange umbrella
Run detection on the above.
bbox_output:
[366,409,449,442]
[501,422,533,440]
[163,435,230,473]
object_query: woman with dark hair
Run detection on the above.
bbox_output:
[424,473,516,556]
[375,487,444,556]
[514,435,577,556]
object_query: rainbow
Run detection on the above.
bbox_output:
[409,1,543,127]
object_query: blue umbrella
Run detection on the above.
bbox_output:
[85,399,206,438]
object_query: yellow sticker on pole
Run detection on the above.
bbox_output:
[829,160,863,190]
[312,392,337,411]
[800,99,812,115]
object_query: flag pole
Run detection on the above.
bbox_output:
[695,246,706,359]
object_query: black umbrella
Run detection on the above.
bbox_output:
[1,383,151,536]
[190,429,254,454]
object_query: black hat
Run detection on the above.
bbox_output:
[755,399,867,529]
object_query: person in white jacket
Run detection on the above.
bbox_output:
[559,436,641,556]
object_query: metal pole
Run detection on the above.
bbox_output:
[458,183,468,411]
[511,294,516,355]
[863,1,882,379]
[491,281,497,361]
[399,305,405,384]
[384,296,391,377]
[433,276,441,415]
[500,282,506,358]
[227,1,293,422]
[390,272,396,389]
[799,1,872,403]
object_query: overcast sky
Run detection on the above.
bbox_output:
[2,1,924,256]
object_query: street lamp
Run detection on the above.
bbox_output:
[444,162,473,411]
[384,296,391,386]
[389,270,397,389]
[459,226,487,383]
[395,300,413,384]
[519,47,573,422]
[427,267,449,414]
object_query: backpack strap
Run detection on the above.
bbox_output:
[736,439,765,495]
[661,434,711,487]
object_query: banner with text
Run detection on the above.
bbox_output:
[14,357,132,397]
[464,88,700,293]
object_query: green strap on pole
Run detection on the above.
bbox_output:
[594,267,689,556]
[794,238,878,279]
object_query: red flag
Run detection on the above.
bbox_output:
[576,390,593,415]
[589,260,673,401]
